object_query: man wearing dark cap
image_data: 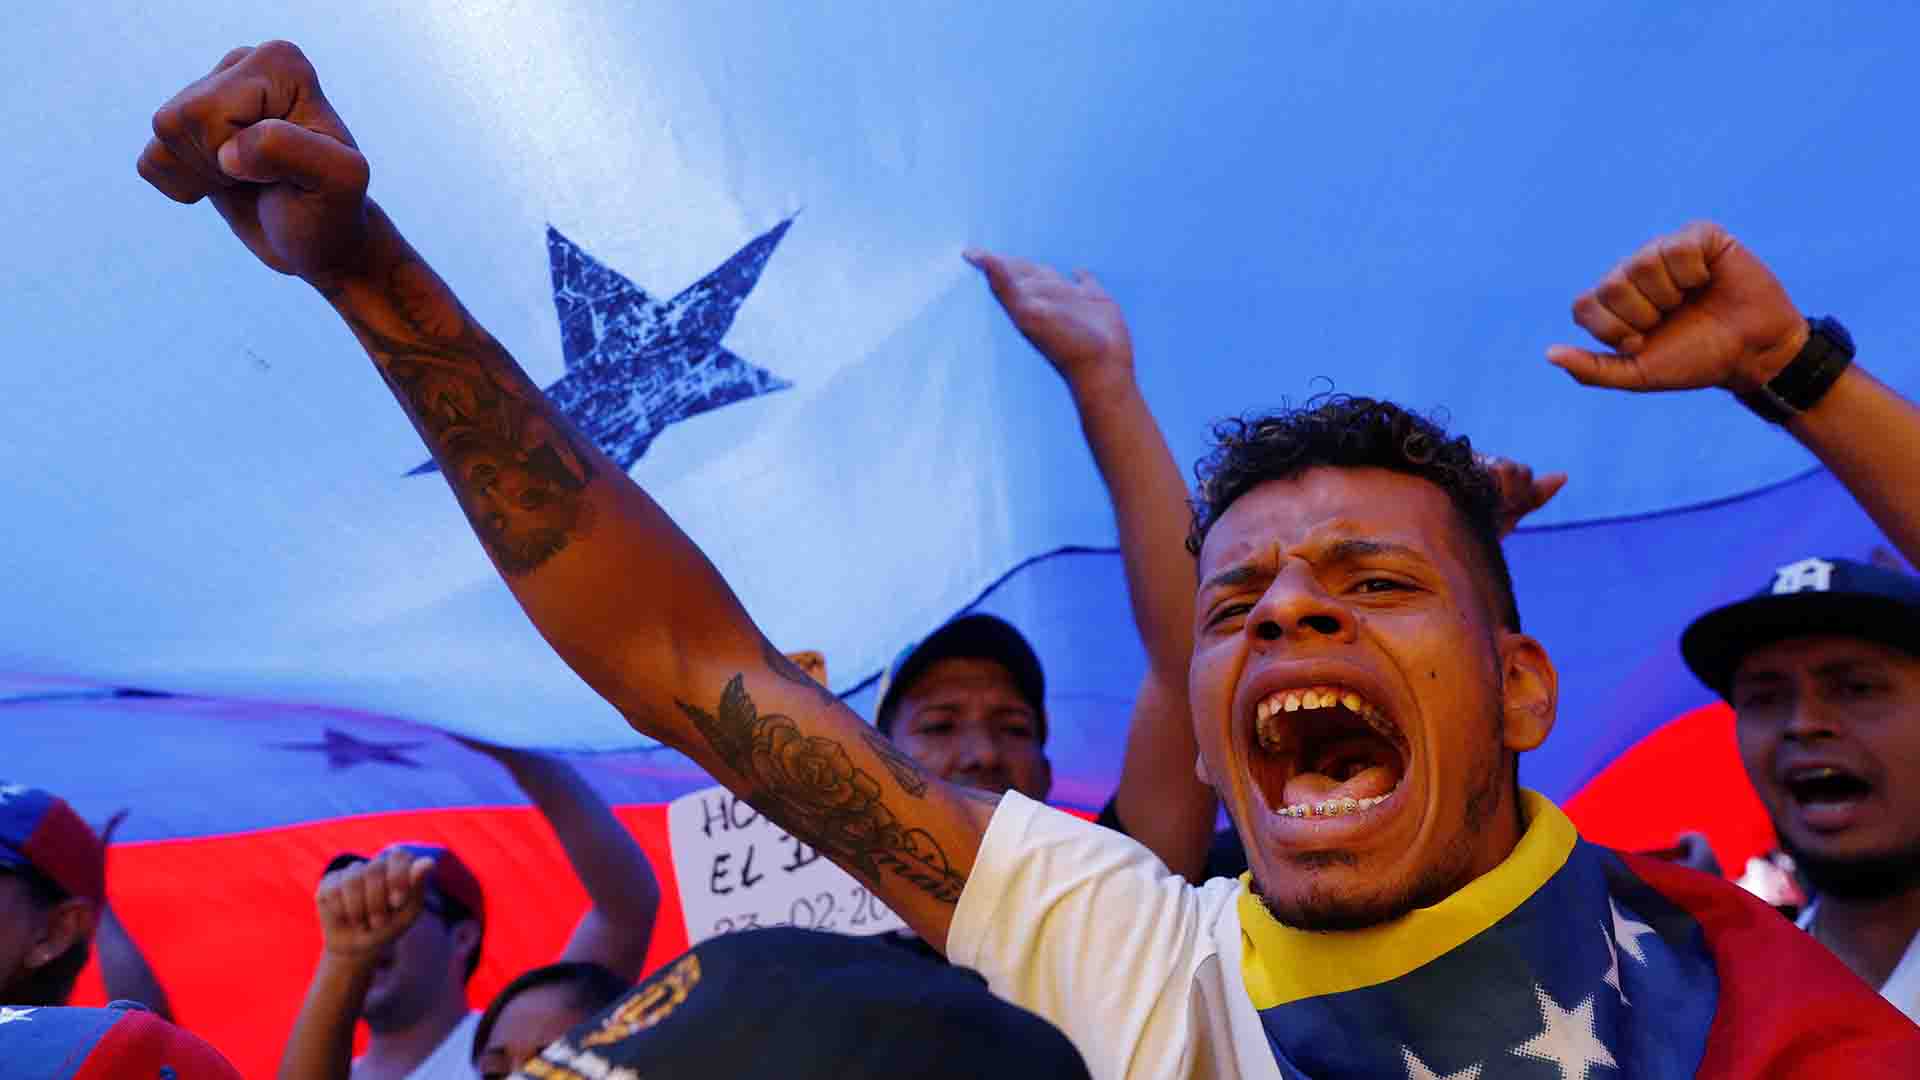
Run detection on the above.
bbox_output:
[278,749,661,1080]
[874,614,1053,803]
[1,786,172,1017]
[1682,555,1920,1021]
[511,927,1090,1080]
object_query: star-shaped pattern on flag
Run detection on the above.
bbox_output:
[272,728,427,771]
[1609,897,1658,967]
[1510,986,1617,1080]
[0,1006,36,1025]
[1598,922,1627,1006]
[408,221,794,476]
[1402,1046,1482,1080]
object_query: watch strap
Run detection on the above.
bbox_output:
[1737,316,1854,423]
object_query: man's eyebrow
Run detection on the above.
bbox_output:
[1200,563,1265,591]
[1323,538,1430,564]
[1814,660,1886,681]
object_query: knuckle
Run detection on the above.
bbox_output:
[253,39,308,67]
[150,102,188,142]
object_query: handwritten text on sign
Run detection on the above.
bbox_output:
[667,784,907,944]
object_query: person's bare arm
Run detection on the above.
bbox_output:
[967,251,1214,878]
[278,851,433,1080]
[140,41,990,951]
[1551,221,1920,567]
[467,743,660,979]
[91,813,173,1020]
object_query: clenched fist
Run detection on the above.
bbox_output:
[965,249,1134,396]
[1549,222,1808,396]
[137,41,372,287]
[314,848,434,964]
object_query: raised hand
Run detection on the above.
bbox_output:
[964,249,1133,395]
[1548,222,1808,396]
[137,41,371,286]
[1477,456,1568,537]
[313,849,433,963]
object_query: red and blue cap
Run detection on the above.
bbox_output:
[323,842,486,926]
[0,785,105,906]
[0,1002,242,1080]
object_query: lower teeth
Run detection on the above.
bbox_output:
[1280,794,1389,818]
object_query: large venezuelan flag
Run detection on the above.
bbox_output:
[8,1,1920,1074]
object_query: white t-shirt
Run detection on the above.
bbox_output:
[1797,900,1920,1022]
[948,791,1279,1080]
[354,1011,481,1080]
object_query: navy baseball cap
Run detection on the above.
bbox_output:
[1681,556,1920,697]
[518,927,1090,1079]
[874,614,1047,741]
[0,1001,242,1080]
[0,786,105,906]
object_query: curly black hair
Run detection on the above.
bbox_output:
[1187,394,1521,631]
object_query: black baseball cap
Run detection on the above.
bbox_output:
[519,927,1090,1079]
[874,614,1047,741]
[1681,556,1920,697]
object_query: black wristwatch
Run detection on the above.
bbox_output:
[1736,316,1854,424]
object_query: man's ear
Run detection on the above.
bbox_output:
[27,898,95,970]
[450,919,482,975]
[1498,631,1557,754]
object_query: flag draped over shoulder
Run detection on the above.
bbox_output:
[1245,796,1919,1077]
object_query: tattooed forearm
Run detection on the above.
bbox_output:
[760,639,842,711]
[859,728,929,798]
[329,254,597,576]
[677,676,964,904]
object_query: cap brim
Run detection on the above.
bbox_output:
[1681,591,1920,696]
[877,614,1046,734]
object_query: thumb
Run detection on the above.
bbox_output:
[218,119,368,194]
[1545,345,1644,391]
[1533,472,1569,507]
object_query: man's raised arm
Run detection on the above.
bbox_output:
[1551,221,1920,568]
[965,251,1216,879]
[139,40,992,950]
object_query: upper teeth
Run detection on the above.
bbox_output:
[1254,685,1385,749]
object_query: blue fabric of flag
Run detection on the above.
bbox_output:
[3,3,1917,828]
[1257,841,1718,1078]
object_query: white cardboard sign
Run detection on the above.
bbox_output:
[667,784,907,944]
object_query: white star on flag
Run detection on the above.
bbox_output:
[1609,898,1659,966]
[0,1006,37,1025]
[1511,986,1617,1080]
[1599,921,1628,1006]
[1403,1045,1483,1079]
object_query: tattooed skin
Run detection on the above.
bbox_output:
[331,256,597,576]
[759,638,842,711]
[677,676,965,904]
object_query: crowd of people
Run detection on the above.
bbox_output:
[5,36,1920,1078]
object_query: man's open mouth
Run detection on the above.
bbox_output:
[1249,684,1408,819]
[1785,765,1873,810]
